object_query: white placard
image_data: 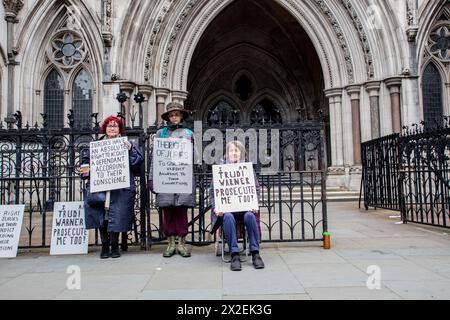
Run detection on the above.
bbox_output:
[153,138,193,194]
[50,202,89,255]
[212,163,259,213]
[90,137,130,193]
[0,205,25,258]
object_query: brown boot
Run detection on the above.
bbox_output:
[177,237,191,258]
[163,236,176,257]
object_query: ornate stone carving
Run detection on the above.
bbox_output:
[427,25,450,62]
[2,0,24,17]
[340,0,374,79]
[144,3,172,82]
[48,32,86,68]
[406,0,418,42]
[161,0,199,87]
[102,0,113,46]
[312,0,354,83]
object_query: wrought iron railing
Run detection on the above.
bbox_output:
[362,117,450,228]
[0,112,328,248]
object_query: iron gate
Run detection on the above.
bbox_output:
[0,113,328,248]
[362,119,450,228]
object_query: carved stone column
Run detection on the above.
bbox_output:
[3,0,24,127]
[119,82,135,127]
[385,77,403,134]
[155,88,170,128]
[138,85,153,127]
[325,88,344,167]
[346,85,362,165]
[171,91,188,105]
[365,81,381,139]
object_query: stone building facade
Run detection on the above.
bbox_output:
[1,0,449,190]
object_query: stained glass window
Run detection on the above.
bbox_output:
[44,70,64,129]
[422,63,443,128]
[72,69,93,129]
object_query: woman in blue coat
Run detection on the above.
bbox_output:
[81,116,144,259]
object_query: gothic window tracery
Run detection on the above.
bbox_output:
[422,8,449,128]
[42,12,94,128]
[207,100,240,126]
[250,99,282,125]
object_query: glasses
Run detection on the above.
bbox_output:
[107,124,119,128]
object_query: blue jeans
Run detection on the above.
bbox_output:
[222,211,259,255]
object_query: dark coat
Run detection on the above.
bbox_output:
[81,139,144,232]
[151,125,196,208]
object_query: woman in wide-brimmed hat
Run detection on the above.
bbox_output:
[150,102,195,258]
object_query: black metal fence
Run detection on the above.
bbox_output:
[0,112,328,248]
[362,118,450,228]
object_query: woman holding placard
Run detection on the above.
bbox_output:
[80,116,144,259]
[150,102,195,258]
[210,141,265,271]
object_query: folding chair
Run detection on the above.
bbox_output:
[215,219,249,263]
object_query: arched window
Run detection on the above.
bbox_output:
[422,63,443,128]
[44,70,64,129]
[250,98,282,125]
[207,100,240,126]
[234,74,254,101]
[72,69,93,128]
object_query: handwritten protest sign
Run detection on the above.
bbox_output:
[0,205,25,258]
[153,138,193,194]
[90,137,130,193]
[50,202,89,255]
[212,163,258,213]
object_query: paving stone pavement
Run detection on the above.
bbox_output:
[1,202,450,300]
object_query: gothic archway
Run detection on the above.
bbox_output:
[185,0,325,126]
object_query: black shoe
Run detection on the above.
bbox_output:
[252,253,265,269]
[111,243,121,258]
[100,243,110,259]
[230,254,242,271]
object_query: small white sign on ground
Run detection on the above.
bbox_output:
[153,138,193,194]
[90,137,130,193]
[0,205,25,258]
[50,202,89,255]
[212,162,258,213]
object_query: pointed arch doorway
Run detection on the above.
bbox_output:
[185,0,325,124]
[185,0,329,167]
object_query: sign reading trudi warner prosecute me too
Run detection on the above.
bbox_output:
[153,138,193,194]
[90,137,130,193]
[50,202,89,256]
[212,163,258,213]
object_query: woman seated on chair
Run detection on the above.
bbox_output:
[209,140,265,271]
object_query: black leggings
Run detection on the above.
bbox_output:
[99,220,119,245]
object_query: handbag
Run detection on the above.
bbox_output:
[85,185,106,207]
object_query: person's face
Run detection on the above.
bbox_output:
[106,121,120,138]
[228,144,241,163]
[168,110,182,125]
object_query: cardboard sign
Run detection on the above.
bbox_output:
[0,205,25,258]
[50,202,89,255]
[90,137,130,193]
[212,163,258,213]
[153,138,193,194]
